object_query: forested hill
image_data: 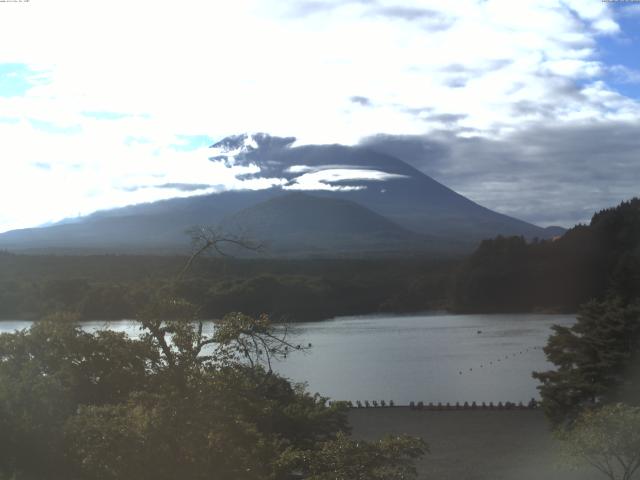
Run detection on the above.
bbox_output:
[0,254,455,321]
[452,198,640,313]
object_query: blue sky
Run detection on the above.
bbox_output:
[0,63,38,98]
[598,6,640,99]
[0,0,639,232]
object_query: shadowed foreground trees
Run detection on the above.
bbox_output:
[532,298,640,479]
[528,201,640,478]
[0,306,427,480]
[533,297,640,425]
[559,403,640,480]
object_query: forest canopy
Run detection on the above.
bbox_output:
[453,198,640,313]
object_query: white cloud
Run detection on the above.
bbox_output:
[0,119,285,232]
[609,65,640,84]
[543,59,602,77]
[286,165,316,174]
[284,168,408,191]
[562,0,619,33]
[0,0,638,231]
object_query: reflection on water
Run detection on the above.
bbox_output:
[0,313,573,404]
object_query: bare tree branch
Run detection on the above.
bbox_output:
[178,225,263,280]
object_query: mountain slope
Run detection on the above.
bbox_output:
[220,192,452,255]
[0,189,278,253]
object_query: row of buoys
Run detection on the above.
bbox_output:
[457,345,544,375]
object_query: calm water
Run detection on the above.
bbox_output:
[0,313,573,404]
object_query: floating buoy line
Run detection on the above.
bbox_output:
[455,345,544,377]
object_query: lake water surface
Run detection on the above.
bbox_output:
[0,313,573,404]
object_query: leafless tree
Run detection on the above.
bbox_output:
[139,225,307,378]
[178,225,264,279]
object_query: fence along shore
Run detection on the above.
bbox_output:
[330,399,540,410]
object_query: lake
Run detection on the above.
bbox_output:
[0,313,573,404]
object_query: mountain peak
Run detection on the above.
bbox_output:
[0,135,561,255]
[209,133,297,167]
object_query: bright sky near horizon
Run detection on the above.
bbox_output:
[1,0,639,232]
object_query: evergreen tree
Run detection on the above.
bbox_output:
[533,297,640,425]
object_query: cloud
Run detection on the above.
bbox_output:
[283,1,344,17]
[361,120,640,227]
[350,95,372,106]
[440,59,513,75]
[443,77,468,89]
[425,113,467,125]
[287,1,455,30]
[609,64,640,84]
[125,183,215,192]
[81,111,131,121]
[286,165,315,174]
[0,0,638,230]
[0,0,630,144]
[371,5,440,20]
[0,119,285,232]
[284,168,408,191]
[367,5,455,31]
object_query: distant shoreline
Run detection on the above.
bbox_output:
[0,309,577,325]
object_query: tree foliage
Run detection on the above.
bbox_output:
[0,307,427,480]
[0,255,454,322]
[559,403,640,480]
[282,431,428,480]
[453,198,640,312]
[533,297,640,425]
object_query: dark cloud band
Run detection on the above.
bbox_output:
[361,121,640,227]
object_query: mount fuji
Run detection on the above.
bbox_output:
[0,133,563,256]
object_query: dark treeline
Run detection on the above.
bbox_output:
[529,200,640,438]
[452,198,640,313]
[0,254,456,321]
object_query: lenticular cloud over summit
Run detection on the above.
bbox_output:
[208,133,409,192]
